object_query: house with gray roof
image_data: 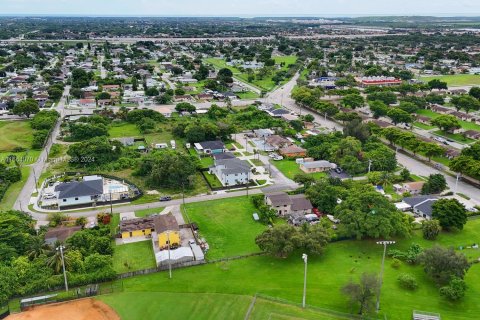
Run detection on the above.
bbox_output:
[54,177,104,209]
[401,196,439,219]
[209,158,250,187]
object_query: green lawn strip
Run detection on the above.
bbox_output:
[108,122,141,138]
[272,159,326,180]
[414,122,436,130]
[113,240,157,273]
[135,207,165,217]
[100,292,252,320]
[182,197,266,259]
[237,91,260,100]
[0,166,30,211]
[250,159,264,166]
[416,109,480,131]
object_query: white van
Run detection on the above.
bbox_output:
[170,140,176,149]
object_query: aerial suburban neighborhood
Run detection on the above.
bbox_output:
[1,2,480,320]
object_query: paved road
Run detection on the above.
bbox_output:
[13,86,70,212]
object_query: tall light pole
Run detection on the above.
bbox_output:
[56,245,69,292]
[455,172,461,194]
[167,231,172,279]
[375,241,395,313]
[368,159,373,174]
[302,253,308,308]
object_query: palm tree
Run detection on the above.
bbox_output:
[46,241,70,274]
[26,235,50,260]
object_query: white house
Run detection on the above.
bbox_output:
[54,176,104,209]
[209,155,250,187]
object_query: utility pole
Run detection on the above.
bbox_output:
[302,253,308,308]
[368,159,372,173]
[57,245,69,292]
[376,241,395,313]
[32,167,38,193]
[109,191,113,215]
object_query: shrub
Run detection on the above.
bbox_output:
[422,219,441,240]
[440,278,467,301]
[391,258,402,269]
[397,273,418,290]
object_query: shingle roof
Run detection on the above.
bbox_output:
[290,194,313,211]
[266,192,292,206]
[217,158,250,175]
[415,199,437,217]
[199,140,225,150]
[403,196,438,207]
[45,226,82,244]
[153,213,179,233]
[120,217,155,233]
[213,153,236,161]
[55,178,104,199]
[301,160,336,169]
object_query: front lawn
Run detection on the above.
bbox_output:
[433,130,476,144]
[414,122,436,130]
[203,172,223,188]
[272,159,326,180]
[182,196,267,259]
[108,122,141,138]
[113,240,156,273]
[135,207,165,217]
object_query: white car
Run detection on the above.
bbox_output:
[273,156,284,161]
[269,153,277,158]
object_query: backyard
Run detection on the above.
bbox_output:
[112,240,156,273]
[98,217,480,320]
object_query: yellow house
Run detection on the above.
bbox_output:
[120,218,155,239]
[154,213,180,249]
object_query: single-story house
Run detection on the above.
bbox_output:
[78,99,96,108]
[209,158,250,186]
[300,160,337,173]
[253,128,274,138]
[45,226,82,245]
[266,108,290,118]
[194,140,226,155]
[416,115,431,125]
[156,106,172,118]
[463,130,480,140]
[429,104,451,114]
[265,135,290,150]
[279,145,307,158]
[401,196,439,219]
[400,181,425,195]
[54,177,104,209]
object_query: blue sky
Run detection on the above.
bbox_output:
[2,0,480,16]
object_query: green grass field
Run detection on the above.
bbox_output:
[416,109,480,131]
[113,240,156,273]
[135,207,165,217]
[272,159,327,180]
[433,130,476,144]
[420,74,480,87]
[183,197,266,259]
[108,122,141,138]
[0,120,34,151]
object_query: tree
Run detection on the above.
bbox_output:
[293,173,315,189]
[421,174,447,195]
[422,219,441,240]
[440,278,467,301]
[428,79,448,91]
[341,273,379,315]
[369,100,389,119]
[255,224,299,258]
[175,102,196,113]
[12,99,40,118]
[451,95,480,113]
[469,87,480,99]
[422,143,445,162]
[367,91,397,105]
[135,150,199,189]
[306,179,343,215]
[67,137,122,166]
[397,273,418,290]
[343,119,371,143]
[432,198,467,230]
[431,115,461,133]
[387,108,412,125]
[341,94,364,109]
[419,245,470,285]
[400,168,411,181]
[334,189,412,239]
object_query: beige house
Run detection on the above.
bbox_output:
[300,160,336,173]
[264,192,313,216]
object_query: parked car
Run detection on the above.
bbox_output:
[334,167,343,174]
[273,155,284,161]
[312,208,322,217]
[327,214,340,224]
[159,196,172,202]
[268,153,277,158]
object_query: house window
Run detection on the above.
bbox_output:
[129,232,132,237]
[75,197,79,201]
[63,199,67,202]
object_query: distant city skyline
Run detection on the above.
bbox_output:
[2,0,480,17]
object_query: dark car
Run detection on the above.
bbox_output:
[159,196,172,202]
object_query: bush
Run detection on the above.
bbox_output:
[422,219,441,240]
[397,273,418,290]
[440,278,467,301]
[391,258,402,269]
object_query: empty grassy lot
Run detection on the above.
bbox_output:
[272,159,327,180]
[420,74,480,86]
[113,240,156,273]
[0,120,34,151]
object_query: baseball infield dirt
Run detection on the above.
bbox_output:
[6,298,120,320]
